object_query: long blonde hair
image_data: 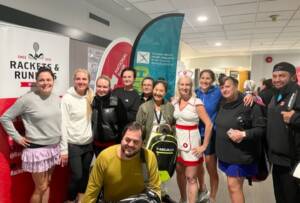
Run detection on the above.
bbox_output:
[73,68,93,118]
[176,76,195,100]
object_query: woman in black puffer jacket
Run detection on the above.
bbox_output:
[92,75,127,156]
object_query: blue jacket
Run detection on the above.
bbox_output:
[195,86,222,136]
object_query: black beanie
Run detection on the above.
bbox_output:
[273,62,296,75]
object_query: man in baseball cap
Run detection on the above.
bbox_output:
[267,62,300,203]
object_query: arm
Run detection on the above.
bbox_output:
[60,98,69,166]
[147,151,161,199]
[193,104,213,156]
[82,156,104,203]
[128,93,141,122]
[0,98,30,146]
[116,98,128,137]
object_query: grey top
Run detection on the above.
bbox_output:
[0,91,67,154]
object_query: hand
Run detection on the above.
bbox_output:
[192,145,206,157]
[281,110,295,124]
[16,137,30,147]
[243,94,254,106]
[59,154,68,167]
[227,129,246,143]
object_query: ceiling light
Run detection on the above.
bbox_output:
[215,42,222,46]
[197,16,208,22]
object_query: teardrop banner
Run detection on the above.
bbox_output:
[130,13,184,99]
[94,38,132,91]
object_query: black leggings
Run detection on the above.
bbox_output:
[68,143,94,201]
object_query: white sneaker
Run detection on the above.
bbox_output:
[197,188,210,203]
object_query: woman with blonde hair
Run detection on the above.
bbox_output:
[173,76,213,203]
[61,68,94,203]
[91,75,127,156]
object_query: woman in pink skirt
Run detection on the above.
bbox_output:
[0,67,68,203]
[173,76,212,203]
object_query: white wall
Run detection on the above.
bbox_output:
[251,53,300,83]
[183,55,251,71]
[0,0,140,42]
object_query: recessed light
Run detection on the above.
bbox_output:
[215,42,222,46]
[197,16,208,22]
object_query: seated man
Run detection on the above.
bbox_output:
[83,122,161,203]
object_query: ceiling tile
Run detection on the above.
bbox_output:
[170,0,214,9]
[194,25,224,32]
[256,11,294,21]
[227,34,252,40]
[181,26,196,34]
[288,20,300,26]
[224,22,254,30]
[180,7,222,26]
[259,0,300,12]
[181,32,205,39]
[253,27,283,34]
[255,20,288,28]
[284,26,300,32]
[215,0,256,6]
[133,0,175,14]
[222,14,256,24]
[226,29,253,36]
[293,10,300,19]
[217,3,257,17]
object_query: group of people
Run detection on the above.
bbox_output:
[0,62,299,203]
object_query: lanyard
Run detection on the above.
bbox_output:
[154,109,162,124]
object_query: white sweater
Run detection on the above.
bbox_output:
[61,87,93,145]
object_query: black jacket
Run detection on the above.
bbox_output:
[267,82,300,167]
[215,94,266,164]
[91,93,127,142]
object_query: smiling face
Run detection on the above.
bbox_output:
[36,71,54,96]
[199,71,214,92]
[178,76,192,99]
[220,79,238,100]
[153,83,166,104]
[74,71,89,96]
[120,129,143,159]
[272,71,291,89]
[96,78,110,96]
[122,70,135,88]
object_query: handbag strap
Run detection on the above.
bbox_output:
[140,148,149,186]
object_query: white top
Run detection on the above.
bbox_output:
[61,87,93,145]
[173,97,203,126]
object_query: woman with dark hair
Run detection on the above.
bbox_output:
[0,67,68,203]
[113,67,140,124]
[195,69,221,203]
[215,76,265,203]
[92,75,127,156]
[136,79,175,203]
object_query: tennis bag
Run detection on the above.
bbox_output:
[146,124,177,182]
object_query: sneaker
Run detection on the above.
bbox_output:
[162,194,177,203]
[197,188,210,203]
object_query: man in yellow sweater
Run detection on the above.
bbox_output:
[83,122,161,203]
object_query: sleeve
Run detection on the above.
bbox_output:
[147,150,161,199]
[128,92,141,122]
[135,104,145,125]
[82,155,105,203]
[116,98,128,137]
[0,97,25,142]
[244,105,266,141]
[195,98,204,106]
[60,97,69,155]
[289,93,300,129]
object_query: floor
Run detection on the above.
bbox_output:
[165,169,276,203]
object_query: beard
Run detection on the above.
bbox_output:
[121,145,141,158]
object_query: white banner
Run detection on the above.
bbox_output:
[0,23,69,98]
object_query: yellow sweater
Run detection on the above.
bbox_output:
[83,145,161,203]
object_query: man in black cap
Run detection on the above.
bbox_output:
[267,62,300,203]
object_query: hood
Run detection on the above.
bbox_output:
[66,87,86,98]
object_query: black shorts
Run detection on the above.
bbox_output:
[201,130,216,155]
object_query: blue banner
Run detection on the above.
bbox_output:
[130,13,184,99]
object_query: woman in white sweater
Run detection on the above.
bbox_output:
[61,68,94,203]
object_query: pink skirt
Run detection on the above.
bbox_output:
[22,144,60,173]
